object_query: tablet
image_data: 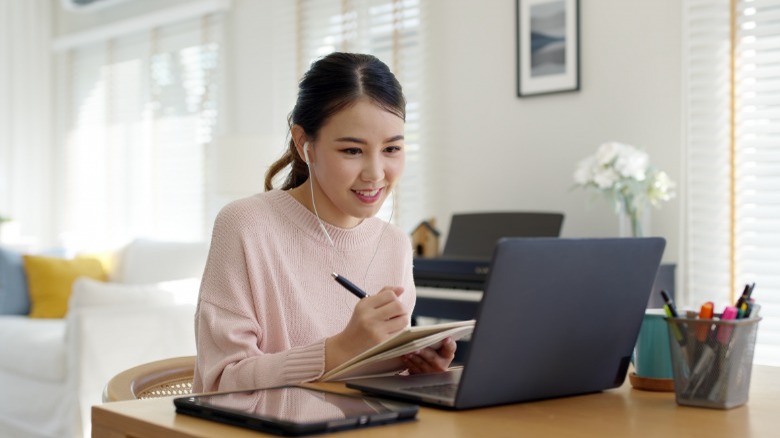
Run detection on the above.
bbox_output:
[174,385,419,436]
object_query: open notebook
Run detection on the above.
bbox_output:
[319,319,474,381]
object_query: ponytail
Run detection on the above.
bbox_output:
[264,137,309,191]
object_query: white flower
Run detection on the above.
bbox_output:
[593,167,620,189]
[573,141,675,223]
[613,145,648,181]
[573,156,596,185]
[595,142,621,166]
[648,170,676,205]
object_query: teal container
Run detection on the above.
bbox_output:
[634,309,673,379]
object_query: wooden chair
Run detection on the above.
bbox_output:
[102,356,196,402]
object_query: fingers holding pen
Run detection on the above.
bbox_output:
[360,286,405,313]
[332,274,406,323]
[355,286,408,336]
[327,285,408,370]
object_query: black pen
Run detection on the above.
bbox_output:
[331,272,368,299]
[661,289,687,350]
[660,290,679,317]
[735,284,749,309]
[735,282,755,310]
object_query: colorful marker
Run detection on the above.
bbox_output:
[735,282,756,315]
[661,290,679,317]
[660,290,685,345]
[716,306,738,344]
[696,301,714,342]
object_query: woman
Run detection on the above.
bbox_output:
[193,52,456,392]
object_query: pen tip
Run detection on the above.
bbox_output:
[331,272,338,279]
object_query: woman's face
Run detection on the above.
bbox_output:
[305,98,405,229]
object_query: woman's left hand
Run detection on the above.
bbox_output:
[401,337,457,374]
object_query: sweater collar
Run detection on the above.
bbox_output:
[268,189,386,249]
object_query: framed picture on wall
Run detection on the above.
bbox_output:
[516,0,580,97]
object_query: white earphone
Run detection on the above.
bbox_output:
[303,140,335,247]
[303,141,311,165]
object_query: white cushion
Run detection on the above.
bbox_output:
[110,239,209,284]
[69,277,176,309]
[157,278,201,305]
[69,277,200,310]
[0,316,66,382]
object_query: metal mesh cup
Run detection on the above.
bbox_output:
[665,316,761,409]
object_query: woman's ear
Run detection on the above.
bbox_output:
[291,125,309,163]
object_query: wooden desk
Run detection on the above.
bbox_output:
[93,365,780,437]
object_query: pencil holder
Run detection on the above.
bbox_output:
[665,316,761,409]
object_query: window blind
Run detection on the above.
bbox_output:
[57,13,222,249]
[684,0,780,365]
[292,0,426,233]
[683,1,732,310]
[734,0,780,365]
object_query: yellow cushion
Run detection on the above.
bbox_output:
[22,255,107,318]
[78,250,118,275]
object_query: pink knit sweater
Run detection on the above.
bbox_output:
[193,190,416,393]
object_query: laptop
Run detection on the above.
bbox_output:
[347,237,666,409]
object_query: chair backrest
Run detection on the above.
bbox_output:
[442,212,564,259]
[102,356,196,402]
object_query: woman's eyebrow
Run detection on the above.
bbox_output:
[385,135,404,143]
[335,136,366,144]
[334,135,405,144]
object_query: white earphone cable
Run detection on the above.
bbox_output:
[363,189,394,287]
[305,142,335,248]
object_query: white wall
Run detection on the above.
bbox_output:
[52,0,682,262]
[424,0,681,263]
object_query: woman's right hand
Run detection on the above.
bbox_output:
[325,286,408,371]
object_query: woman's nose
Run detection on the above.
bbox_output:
[361,155,384,182]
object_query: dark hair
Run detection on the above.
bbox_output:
[264,52,406,191]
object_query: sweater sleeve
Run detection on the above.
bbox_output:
[192,200,327,393]
[193,302,326,392]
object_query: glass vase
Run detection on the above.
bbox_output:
[618,202,649,238]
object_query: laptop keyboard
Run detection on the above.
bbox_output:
[401,383,459,399]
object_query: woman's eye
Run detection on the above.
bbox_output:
[385,145,403,153]
[342,148,362,155]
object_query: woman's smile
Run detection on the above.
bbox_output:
[353,187,383,203]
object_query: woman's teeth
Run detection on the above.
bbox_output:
[355,189,380,197]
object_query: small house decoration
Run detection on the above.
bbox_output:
[410,218,440,258]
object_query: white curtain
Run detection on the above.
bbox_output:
[0,0,52,247]
[54,10,224,250]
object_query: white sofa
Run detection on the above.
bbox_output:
[0,239,209,438]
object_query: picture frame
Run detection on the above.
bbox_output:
[516,0,580,97]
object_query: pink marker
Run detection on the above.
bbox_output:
[717,306,738,344]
